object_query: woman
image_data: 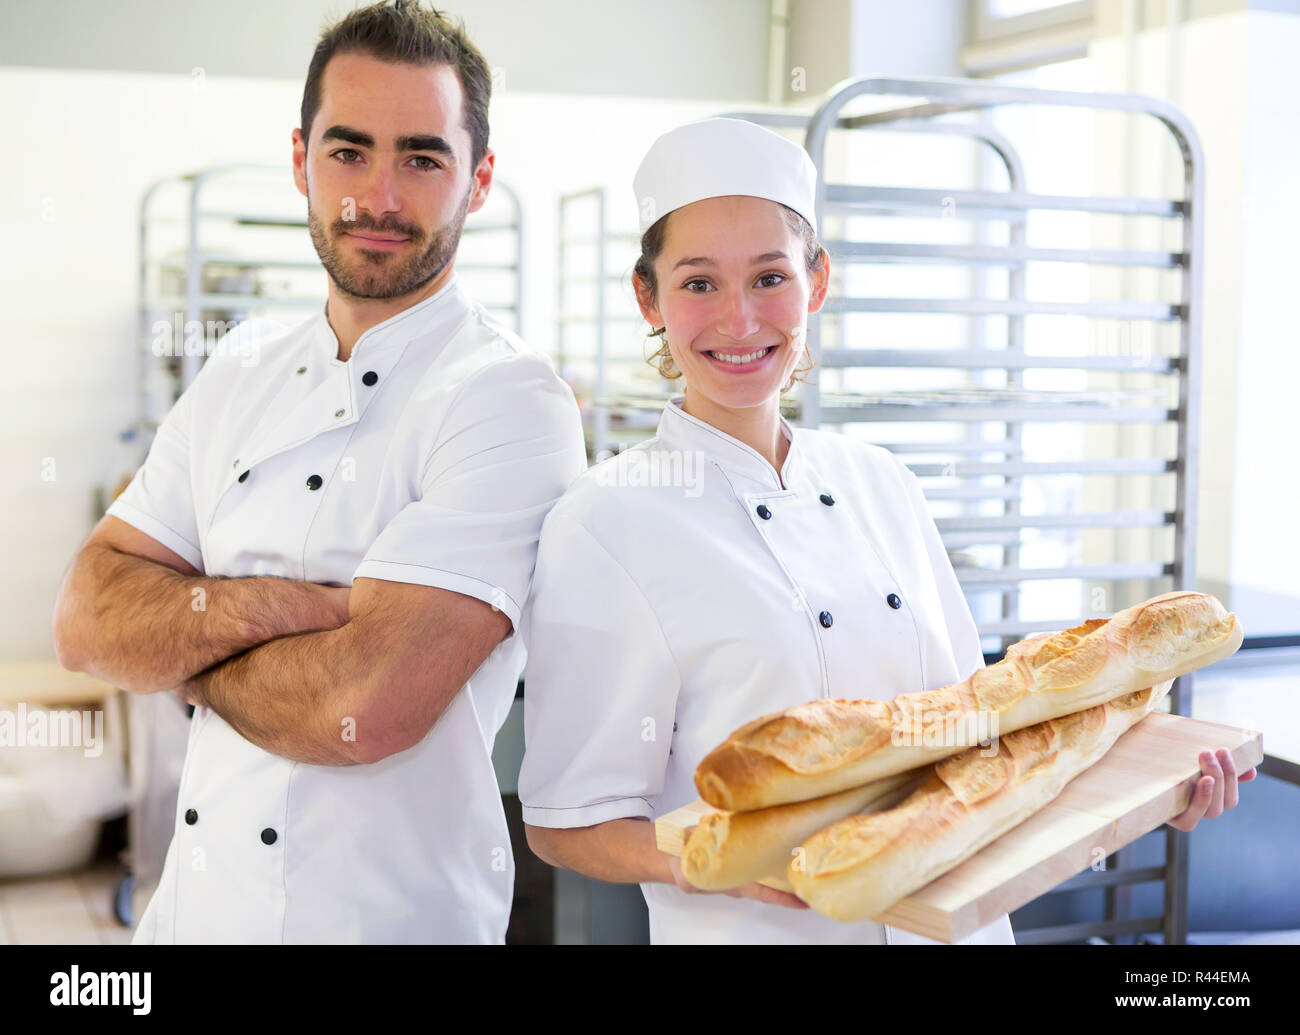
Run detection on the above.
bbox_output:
[517,118,1250,945]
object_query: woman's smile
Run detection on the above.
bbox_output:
[701,344,779,371]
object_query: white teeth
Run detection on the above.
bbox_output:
[709,347,772,365]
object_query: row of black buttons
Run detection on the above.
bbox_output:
[814,592,903,630]
[233,369,381,487]
[756,492,836,522]
[239,471,327,491]
[816,591,904,626]
[754,491,904,621]
[184,808,278,845]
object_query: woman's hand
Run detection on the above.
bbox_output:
[667,854,809,909]
[1166,748,1257,832]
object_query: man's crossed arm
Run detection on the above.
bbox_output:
[178,575,509,765]
[53,515,510,766]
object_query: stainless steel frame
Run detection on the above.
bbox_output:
[555,187,655,460]
[794,75,1206,945]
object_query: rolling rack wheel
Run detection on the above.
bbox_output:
[113,870,135,927]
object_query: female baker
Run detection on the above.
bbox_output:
[517,118,1252,945]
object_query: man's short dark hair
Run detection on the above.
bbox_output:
[300,0,491,168]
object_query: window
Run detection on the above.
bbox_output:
[965,0,1094,76]
[987,0,1083,19]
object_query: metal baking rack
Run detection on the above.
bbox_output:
[784,75,1206,946]
[555,186,674,460]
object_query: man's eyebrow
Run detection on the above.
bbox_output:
[671,250,790,271]
[320,125,456,158]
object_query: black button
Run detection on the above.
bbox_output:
[756,505,771,520]
[820,492,835,506]
[306,474,323,491]
[362,370,378,386]
[261,828,278,845]
[237,470,249,483]
[887,593,902,609]
[819,610,833,628]
[184,809,198,825]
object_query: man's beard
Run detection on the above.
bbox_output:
[308,187,472,301]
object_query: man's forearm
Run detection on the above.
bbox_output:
[55,543,346,694]
[182,623,371,766]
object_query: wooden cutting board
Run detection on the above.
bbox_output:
[654,711,1262,942]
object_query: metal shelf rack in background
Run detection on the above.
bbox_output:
[791,75,1206,946]
[555,187,676,461]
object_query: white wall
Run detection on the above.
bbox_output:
[1235,10,1300,617]
[0,0,771,101]
[784,0,967,101]
[848,0,967,77]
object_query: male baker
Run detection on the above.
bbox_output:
[53,0,587,943]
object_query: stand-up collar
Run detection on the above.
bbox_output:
[655,395,800,491]
[314,273,465,365]
[232,275,470,478]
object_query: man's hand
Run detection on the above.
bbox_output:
[1167,747,1257,832]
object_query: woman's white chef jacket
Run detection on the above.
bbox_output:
[107,276,588,943]
[518,396,1016,945]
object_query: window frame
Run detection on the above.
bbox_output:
[964,0,1095,76]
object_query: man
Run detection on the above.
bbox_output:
[51,1,587,943]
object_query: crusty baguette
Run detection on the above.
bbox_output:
[786,678,1174,923]
[681,769,925,891]
[696,591,1242,811]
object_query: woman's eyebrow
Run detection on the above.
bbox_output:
[671,250,789,272]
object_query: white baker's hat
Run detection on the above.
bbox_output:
[631,117,819,233]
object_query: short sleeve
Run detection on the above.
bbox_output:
[518,510,682,828]
[106,371,205,572]
[352,355,587,633]
[893,455,986,680]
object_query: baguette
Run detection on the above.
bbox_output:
[681,769,924,891]
[786,678,1174,923]
[696,591,1242,811]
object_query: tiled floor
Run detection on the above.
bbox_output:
[0,860,141,945]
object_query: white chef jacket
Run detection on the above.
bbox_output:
[518,396,1015,945]
[108,275,588,943]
